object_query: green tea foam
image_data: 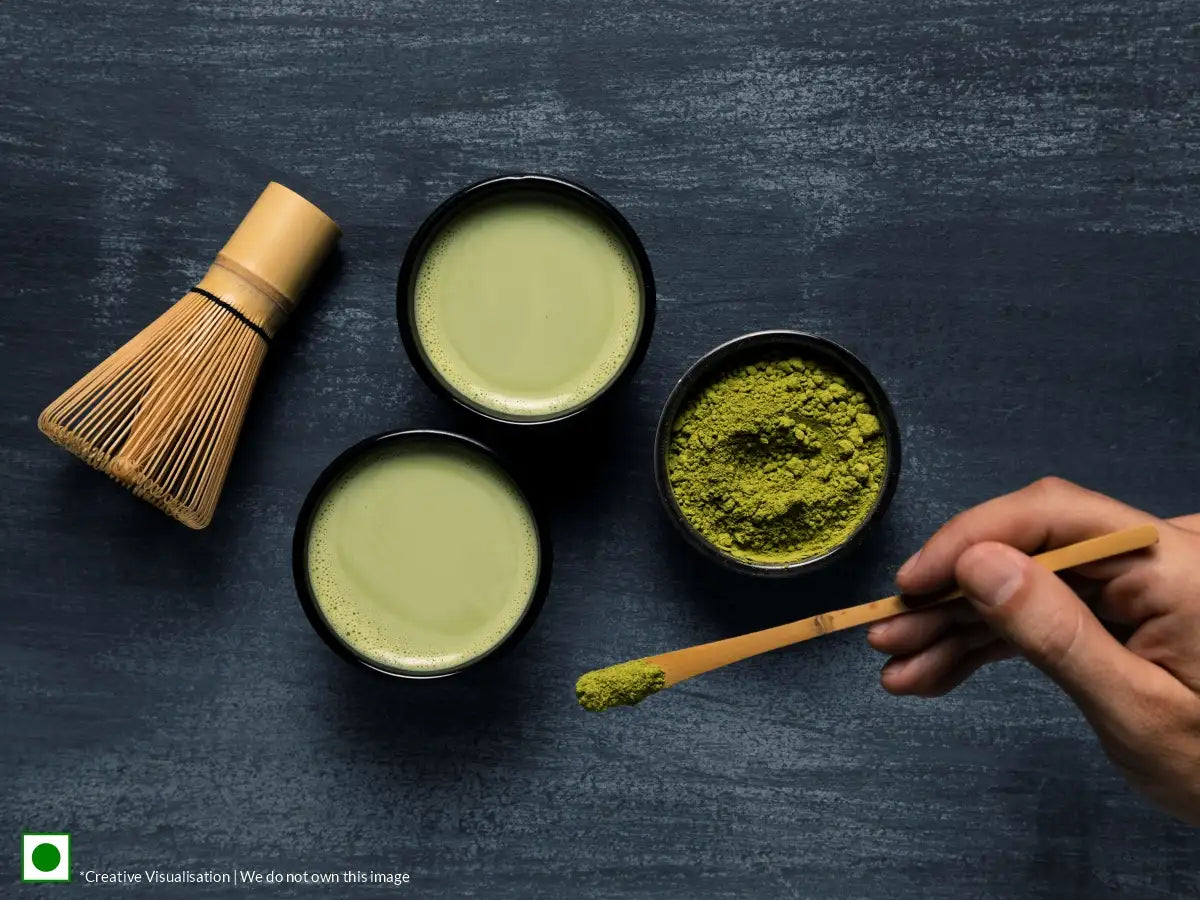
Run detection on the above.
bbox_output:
[413,195,643,420]
[305,441,540,674]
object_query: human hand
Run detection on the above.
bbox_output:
[867,477,1200,825]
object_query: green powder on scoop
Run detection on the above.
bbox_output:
[576,659,666,711]
[666,356,886,563]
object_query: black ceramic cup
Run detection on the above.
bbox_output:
[396,173,656,426]
[292,429,553,679]
[654,330,902,577]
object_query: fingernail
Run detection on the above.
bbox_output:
[961,546,1024,608]
[882,658,907,678]
[868,622,889,640]
[897,548,922,579]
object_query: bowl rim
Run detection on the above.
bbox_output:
[653,330,902,578]
[395,173,657,426]
[291,428,554,679]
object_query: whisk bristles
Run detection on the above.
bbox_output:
[39,288,270,529]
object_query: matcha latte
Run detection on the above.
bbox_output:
[409,185,647,421]
[303,436,543,675]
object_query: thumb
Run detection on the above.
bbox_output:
[954,541,1145,715]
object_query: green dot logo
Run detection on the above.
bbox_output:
[22,833,70,883]
[32,842,61,872]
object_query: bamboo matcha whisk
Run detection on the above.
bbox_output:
[38,182,340,529]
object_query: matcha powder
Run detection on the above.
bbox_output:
[666,356,887,563]
[576,659,666,711]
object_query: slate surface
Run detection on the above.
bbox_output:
[2,1,1198,897]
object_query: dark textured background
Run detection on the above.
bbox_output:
[2,1,1198,897]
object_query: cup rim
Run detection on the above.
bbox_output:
[653,330,902,577]
[291,428,554,678]
[395,173,657,425]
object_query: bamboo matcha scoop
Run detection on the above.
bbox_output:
[576,524,1159,711]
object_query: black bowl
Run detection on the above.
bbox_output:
[292,429,553,678]
[654,331,902,577]
[396,173,656,426]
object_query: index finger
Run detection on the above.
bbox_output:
[897,477,1160,595]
